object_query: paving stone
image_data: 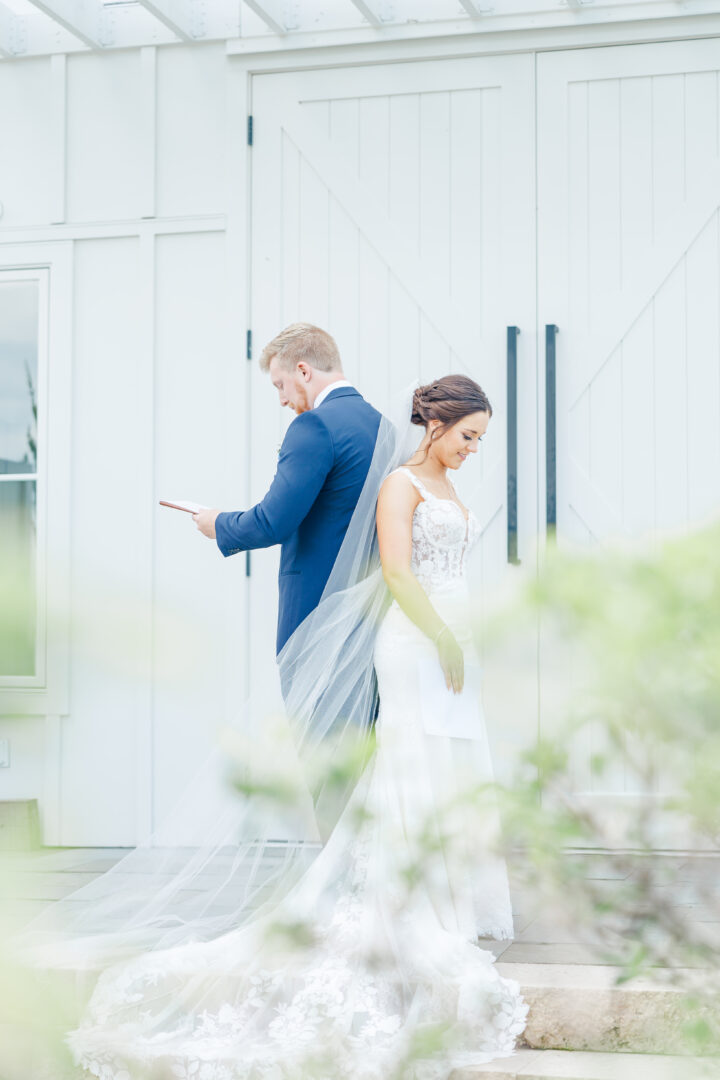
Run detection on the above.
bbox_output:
[451,1047,720,1078]
[499,944,605,966]
[497,962,719,1055]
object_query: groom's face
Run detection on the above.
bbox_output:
[268,357,311,414]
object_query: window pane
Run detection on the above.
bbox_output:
[0,280,39,476]
[0,480,37,676]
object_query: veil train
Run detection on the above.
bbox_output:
[7,386,420,1018]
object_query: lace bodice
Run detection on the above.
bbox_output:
[392,467,480,593]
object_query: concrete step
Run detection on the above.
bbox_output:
[496,962,717,1056]
[451,1048,719,1079]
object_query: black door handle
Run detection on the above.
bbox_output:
[506,326,520,565]
[545,324,559,541]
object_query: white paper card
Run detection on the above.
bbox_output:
[418,657,484,739]
[160,499,210,514]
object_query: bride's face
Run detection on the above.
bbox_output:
[429,410,490,469]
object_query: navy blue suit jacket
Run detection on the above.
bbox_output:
[215,386,382,654]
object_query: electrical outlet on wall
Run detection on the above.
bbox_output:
[0,739,9,768]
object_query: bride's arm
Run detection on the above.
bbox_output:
[376,473,464,693]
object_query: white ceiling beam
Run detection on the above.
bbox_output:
[24,0,111,48]
[0,3,23,56]
[348,0,393,24]
[242,0,295,34]
[457,0,494,15]
[135,0,199,41]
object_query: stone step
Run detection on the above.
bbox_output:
[451,1048,719,1079]
[495,962,717,1056]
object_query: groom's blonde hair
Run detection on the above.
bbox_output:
[259,323,341,373]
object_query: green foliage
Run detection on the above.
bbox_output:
[483,518,720,1049]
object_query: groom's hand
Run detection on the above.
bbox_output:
[192,508,220,539]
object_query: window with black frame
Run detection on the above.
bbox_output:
[0,278,39,678]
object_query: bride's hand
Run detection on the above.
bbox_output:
[436,626,464,694]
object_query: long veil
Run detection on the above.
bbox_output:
[7,384,420,1012]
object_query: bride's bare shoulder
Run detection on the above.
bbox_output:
[378,468,421,507]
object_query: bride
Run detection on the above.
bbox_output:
[13,375,528,1079]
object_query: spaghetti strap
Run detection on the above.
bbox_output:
[394,466,431,500]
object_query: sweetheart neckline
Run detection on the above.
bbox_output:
[414,496,471,527]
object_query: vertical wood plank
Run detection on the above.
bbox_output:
[652,73,685,233]
[419,91,451,288]
[686,211,720,523]
[588,79,621,330]
[299,154,329,326]
[389,93,420,255]
[589,348,623,524]
[329,197,360,380]
[621,315,656,537]
[281,130,300,323]
[140,46,157,221]
[653,262,688,533]
[450,88,483,343]
[619,76,653,287]
[49,54,66,225]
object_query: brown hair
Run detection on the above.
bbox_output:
[411,374,492,438]
[259,322,342,373]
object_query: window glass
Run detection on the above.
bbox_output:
[0,480,36,676]
[0,281,39,476]
[0,279,39,677]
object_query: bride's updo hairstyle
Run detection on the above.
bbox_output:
[411,374,492,440]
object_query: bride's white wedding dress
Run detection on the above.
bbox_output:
[65,466,528,1080]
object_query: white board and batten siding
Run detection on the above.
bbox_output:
[249,56,538,783]
[0,46,245,846]
[537,40,720,833]
[1,25,720,849]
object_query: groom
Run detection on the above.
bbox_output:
[193,323,381,655]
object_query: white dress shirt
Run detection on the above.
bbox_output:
[313,380,354,409]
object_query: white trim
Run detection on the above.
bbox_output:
[221,60,253,748]
[0,215,226,246]
[42,713,62,844]
[228,10,720,60]
[0,1,716,56]
[134,230,156,838]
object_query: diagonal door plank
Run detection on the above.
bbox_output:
[270,98,488,368]
[569,166,720,410]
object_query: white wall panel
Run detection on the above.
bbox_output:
[153,230,233,828]
[156,44,227,218]
[0,59,54,227]
[66,52,147,222]
[62,237,145,844]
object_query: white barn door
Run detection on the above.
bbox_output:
[249,55,537,785]
[537,40,720,839]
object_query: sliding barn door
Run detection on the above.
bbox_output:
[249,55,537,783]
[537,39,720,839]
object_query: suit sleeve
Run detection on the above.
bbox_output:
[215,410,334,557]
